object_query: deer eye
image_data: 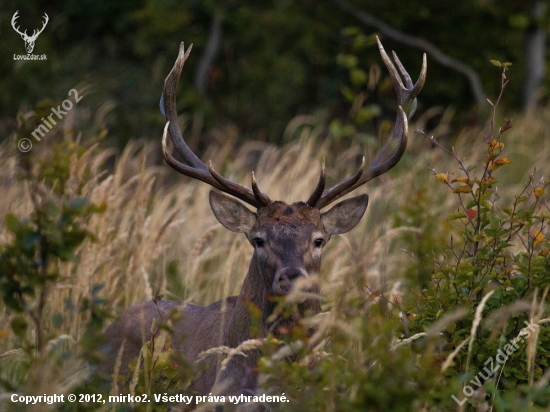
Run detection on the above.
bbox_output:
[253,237,265,248]
[314,238,324,248]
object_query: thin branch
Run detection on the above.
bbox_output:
[332,0,486,105]
[194,11,224,97]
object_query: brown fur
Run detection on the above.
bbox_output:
[100,194,367,397]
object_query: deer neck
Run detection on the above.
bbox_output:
[224,257,274,347]
[224,257,322,348]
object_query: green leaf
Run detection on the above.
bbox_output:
[342,26,361,37]
[453,185,472,194]
[350,68,367,86]
[447,212,466,221]
[86,202,107,214]
[509,14,529,29]
[64,197,89,212]
[5,214,19,233]
[91,283,105,295]
[336,54,358,69]
[515,196,528,205]
[21,231,40,252]
[340,86,356,102]
[354,105,381,124]
[11,316,28,337]
[51,313,64,327]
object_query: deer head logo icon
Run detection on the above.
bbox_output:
[11,11,49,54]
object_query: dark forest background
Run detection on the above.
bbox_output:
[1,0,548,149]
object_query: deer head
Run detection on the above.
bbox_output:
[209,192,368,319]
[160,40,426,311]
[11,11,49,54]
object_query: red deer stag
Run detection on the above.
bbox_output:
[101,38,426,403]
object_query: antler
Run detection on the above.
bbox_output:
[11,11,49,40]
[160,43,270,209]
[307,36,427,209]
[11,11,26,37]
[29,13,49,40]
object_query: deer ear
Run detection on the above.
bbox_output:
[209,191,257,233]
[321,194,369,235]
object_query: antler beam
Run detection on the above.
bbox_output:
[309,37,427,209]
[160,43,270,208]
[161,39,425,211]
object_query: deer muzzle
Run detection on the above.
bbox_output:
[272,267,308,295]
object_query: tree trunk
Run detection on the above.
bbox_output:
[194,11,224,97]
[523,0,546,109]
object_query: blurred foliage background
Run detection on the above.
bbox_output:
[1,0,549,149]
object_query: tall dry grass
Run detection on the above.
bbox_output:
[1,103,550,409]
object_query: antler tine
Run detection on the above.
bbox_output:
[161,43,206,170]
[206,162,263,207]
[251,172,271,206]
[390,49,426,118]
[162,122,221,187]
[35,13,49,37]
[391,51,413,89]
[31,13,49,38]
[315,38,426,209]
[162,120,265,208]
[377,36,427,106]
[11,11,26,36]
[305,158,326,207]
[311,157,365,208]
[161,43,268,209]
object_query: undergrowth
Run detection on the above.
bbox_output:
[0,62,549,412]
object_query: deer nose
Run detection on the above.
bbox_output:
[273,267,308,295]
